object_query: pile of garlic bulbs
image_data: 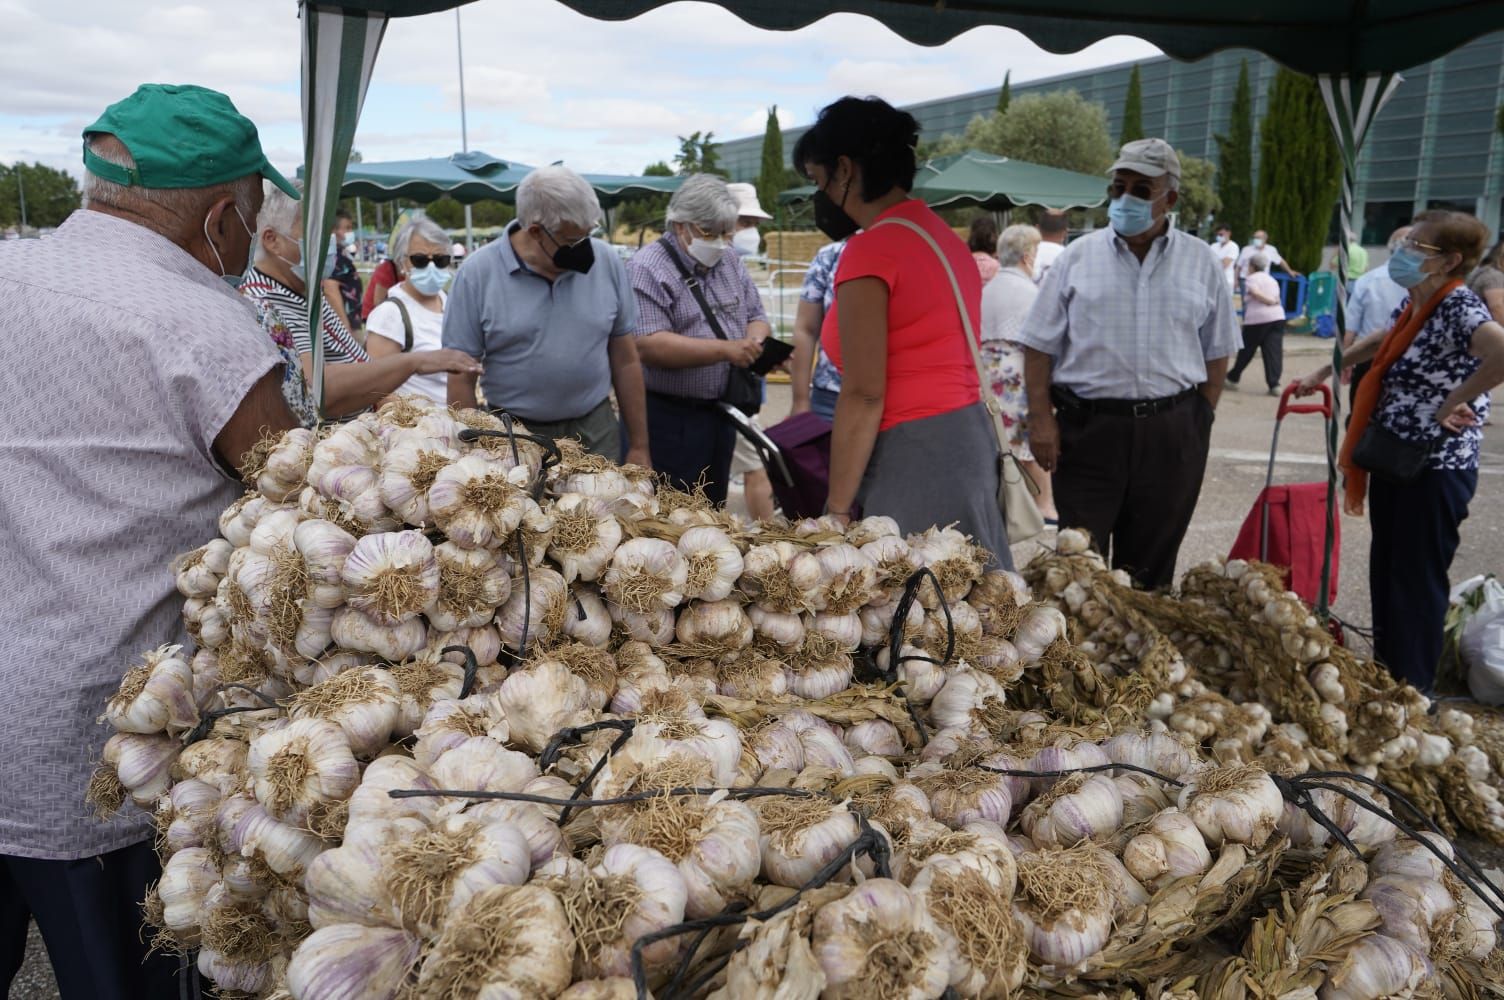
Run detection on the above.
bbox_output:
[91,399,1502,999]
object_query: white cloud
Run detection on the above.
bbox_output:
[444,66,551,110]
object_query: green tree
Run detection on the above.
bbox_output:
[996,71,1012,116]
[934,90,1114,176]
[0,162,81,229]
[1119,66,1145,145]
[1254,68,1343,274]
[1173,151,1220,231]
[756,107,794,219]
[674,131,722,176]
[1214,61,1255,240]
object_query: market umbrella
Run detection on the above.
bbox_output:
[333,150,685,207]
[780,149,1108,212]
[296,1,1504,614]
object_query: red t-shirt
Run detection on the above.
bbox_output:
[820,199,983,431]
[361,259,399,319]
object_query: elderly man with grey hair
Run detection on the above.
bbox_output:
[445,164,649,466]
[0,83,299,997]
[1019,138,1239,588]
[627,173,771,505]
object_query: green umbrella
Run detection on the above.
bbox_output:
[779,150,1107,212]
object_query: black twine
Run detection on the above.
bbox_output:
[440,644,481,700]
[183,685,281,745]
[881,567,955,747]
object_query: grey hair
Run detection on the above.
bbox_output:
[81,132,258,223]
[996,224,1041,267]
[516,165,601,232]
[1249,252,1270,271]
[256,177,303,240]
[393,216,452,275]
[665,174,737,234]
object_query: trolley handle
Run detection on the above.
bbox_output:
[1276,381,1332,420]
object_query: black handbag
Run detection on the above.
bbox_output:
[662,241,762,416]
[1352,423,1432,484]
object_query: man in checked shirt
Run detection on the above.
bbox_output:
[1019,139,1240,588]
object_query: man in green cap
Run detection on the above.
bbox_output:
[0,84,298,999]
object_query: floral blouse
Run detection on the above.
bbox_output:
[1373,286,1492,470]
[800,240,846,394]
[250,296,321,427]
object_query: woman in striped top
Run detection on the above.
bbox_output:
[242,180,480,419]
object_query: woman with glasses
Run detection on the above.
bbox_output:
[243,181,480,422]
[366,217,462,404]
[1298,211,1504,692]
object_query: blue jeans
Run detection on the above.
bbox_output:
[810,386,839,422]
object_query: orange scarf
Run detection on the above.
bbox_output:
[1340,278,1461,513]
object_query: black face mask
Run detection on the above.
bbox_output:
[551,236,595,274]
[813,180,859,241]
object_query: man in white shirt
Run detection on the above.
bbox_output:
[1237,229,1299,281]
[1212,223,1239,288]
[1019,139,1240,588]
[1033,210,1067,284]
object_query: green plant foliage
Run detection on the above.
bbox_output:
[1254,68,1343,273]
[1215,61,1255,240]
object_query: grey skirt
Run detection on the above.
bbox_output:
[859,402,1013,569]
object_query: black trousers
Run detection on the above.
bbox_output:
[1054,393,1214,589]
[644,392,737,506]
[2,839,193,1000]
[1368,466,1477,692]
[1228,320,1286,389]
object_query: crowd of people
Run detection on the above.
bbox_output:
[4,81,1504,998]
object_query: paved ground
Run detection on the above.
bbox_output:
[12,333,1502,997]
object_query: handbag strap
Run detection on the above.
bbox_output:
[388,296,415,352]
[662,239,731,341]
[870,216,1013,457]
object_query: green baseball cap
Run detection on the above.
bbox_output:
[82,83,298,199]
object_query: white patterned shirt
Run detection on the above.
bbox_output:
[1018,226,1240,400]
[0,210,280,859]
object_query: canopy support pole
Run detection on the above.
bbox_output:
[1315,72,1401,619]
[301,1,387,414]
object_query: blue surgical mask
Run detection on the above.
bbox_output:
[1108,194,1158,238]
[1386,246,1434,289]
[274,233,337,283]
[410,263,451,296]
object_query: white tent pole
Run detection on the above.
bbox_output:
[456,8,473,253]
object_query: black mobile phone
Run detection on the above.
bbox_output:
[748,337,794,376]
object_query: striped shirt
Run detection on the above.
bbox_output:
[628,235,768,400]
[1018,226,1240,400]
[241,266,368,364]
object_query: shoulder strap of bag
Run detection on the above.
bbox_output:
[871,216,1013,457]
[388,296,414,352]
[662,240,730,341]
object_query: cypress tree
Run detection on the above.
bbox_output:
[1119,65,1144,145]
[1215,60,1255,240]
[996,71,1012,116]
[1254,68,1343,273]
[756,107,786,219]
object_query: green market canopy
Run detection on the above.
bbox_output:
[296,0,1504,614]
[780,149,1109,212]
[329,150,683,206]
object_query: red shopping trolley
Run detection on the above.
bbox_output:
[1228,382,1341,606]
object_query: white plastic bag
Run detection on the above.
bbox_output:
[1455,576,1504,705]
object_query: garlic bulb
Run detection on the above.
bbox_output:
[608,602,676,646]
[1122,807,1212,887]
[717,653,790,700]
[91,731,178,812]
[248,717,359,824]
[231,800,329,875]
[102,644,198,736]
[911,526,985,605]
[740,542,821,614]
[158,778,222,853]
[492,657,595,753]
[1102,731,1198,781]
[1019,773,1123,848]
[304,839,396,929]
[910,853,1026,997]
[1014,604,1068,663]
[1177,764,1285,848]
[1318,933,1427,1000]
[288,666,401,758]
[603,537,688,613]
[341,530,439,625]
[564,584,614,647]
[601,791,762,918]
[756,797,861,887]
[378,434,459,527]
[547,843,688,978]
[748,603,806,649]
[414,884,575,998]
[916,767,1014,829]
[330,607,428,663]
[174,737,248,798]
[929,666,1008,734]
[678,525,745,602]
[548,493,624,584]
[810,544,879,614]
[383,814,531,936]
[428,542,510,631]
[812,878,950,1000]
[788,635,855,700]
[797,726,856,775]
[176,538,234,598]
[427,453,531,548]
[157,846,220,945]
[845,719,905,757]
[495,565,570,651]
[1013,844,1116,969]
[286,923,422,1000]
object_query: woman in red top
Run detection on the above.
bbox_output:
[795,97,1010,566]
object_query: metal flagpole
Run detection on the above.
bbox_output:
[15,164,27,232]
[456,9,473,253]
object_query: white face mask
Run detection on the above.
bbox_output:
[688,237,727,269]
[732,227,761,256]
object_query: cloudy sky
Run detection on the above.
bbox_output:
[0,0,1160,180]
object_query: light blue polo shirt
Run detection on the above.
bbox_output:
[442,223,637,422]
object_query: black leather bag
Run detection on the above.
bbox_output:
[662,241,762,416]
[1352,423,1431,484]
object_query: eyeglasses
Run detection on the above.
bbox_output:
[409,253,453,269]
[1107,180,1159,200]
[688,222,731,242]
[1398,237,1443,254]
[542,226,598,250]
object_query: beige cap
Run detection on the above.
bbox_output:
[727,182,772,220]
[1110,138,1181,180]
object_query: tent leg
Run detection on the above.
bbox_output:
[464,204,474,253]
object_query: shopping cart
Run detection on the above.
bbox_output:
[1227,382,1341,606]
[718,403,831,520]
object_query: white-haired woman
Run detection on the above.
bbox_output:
[981,222,1057,521]
[242,180,480,421]
[627,173,771,506]
[1227,251,1287,395]
[365,216,456,404]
